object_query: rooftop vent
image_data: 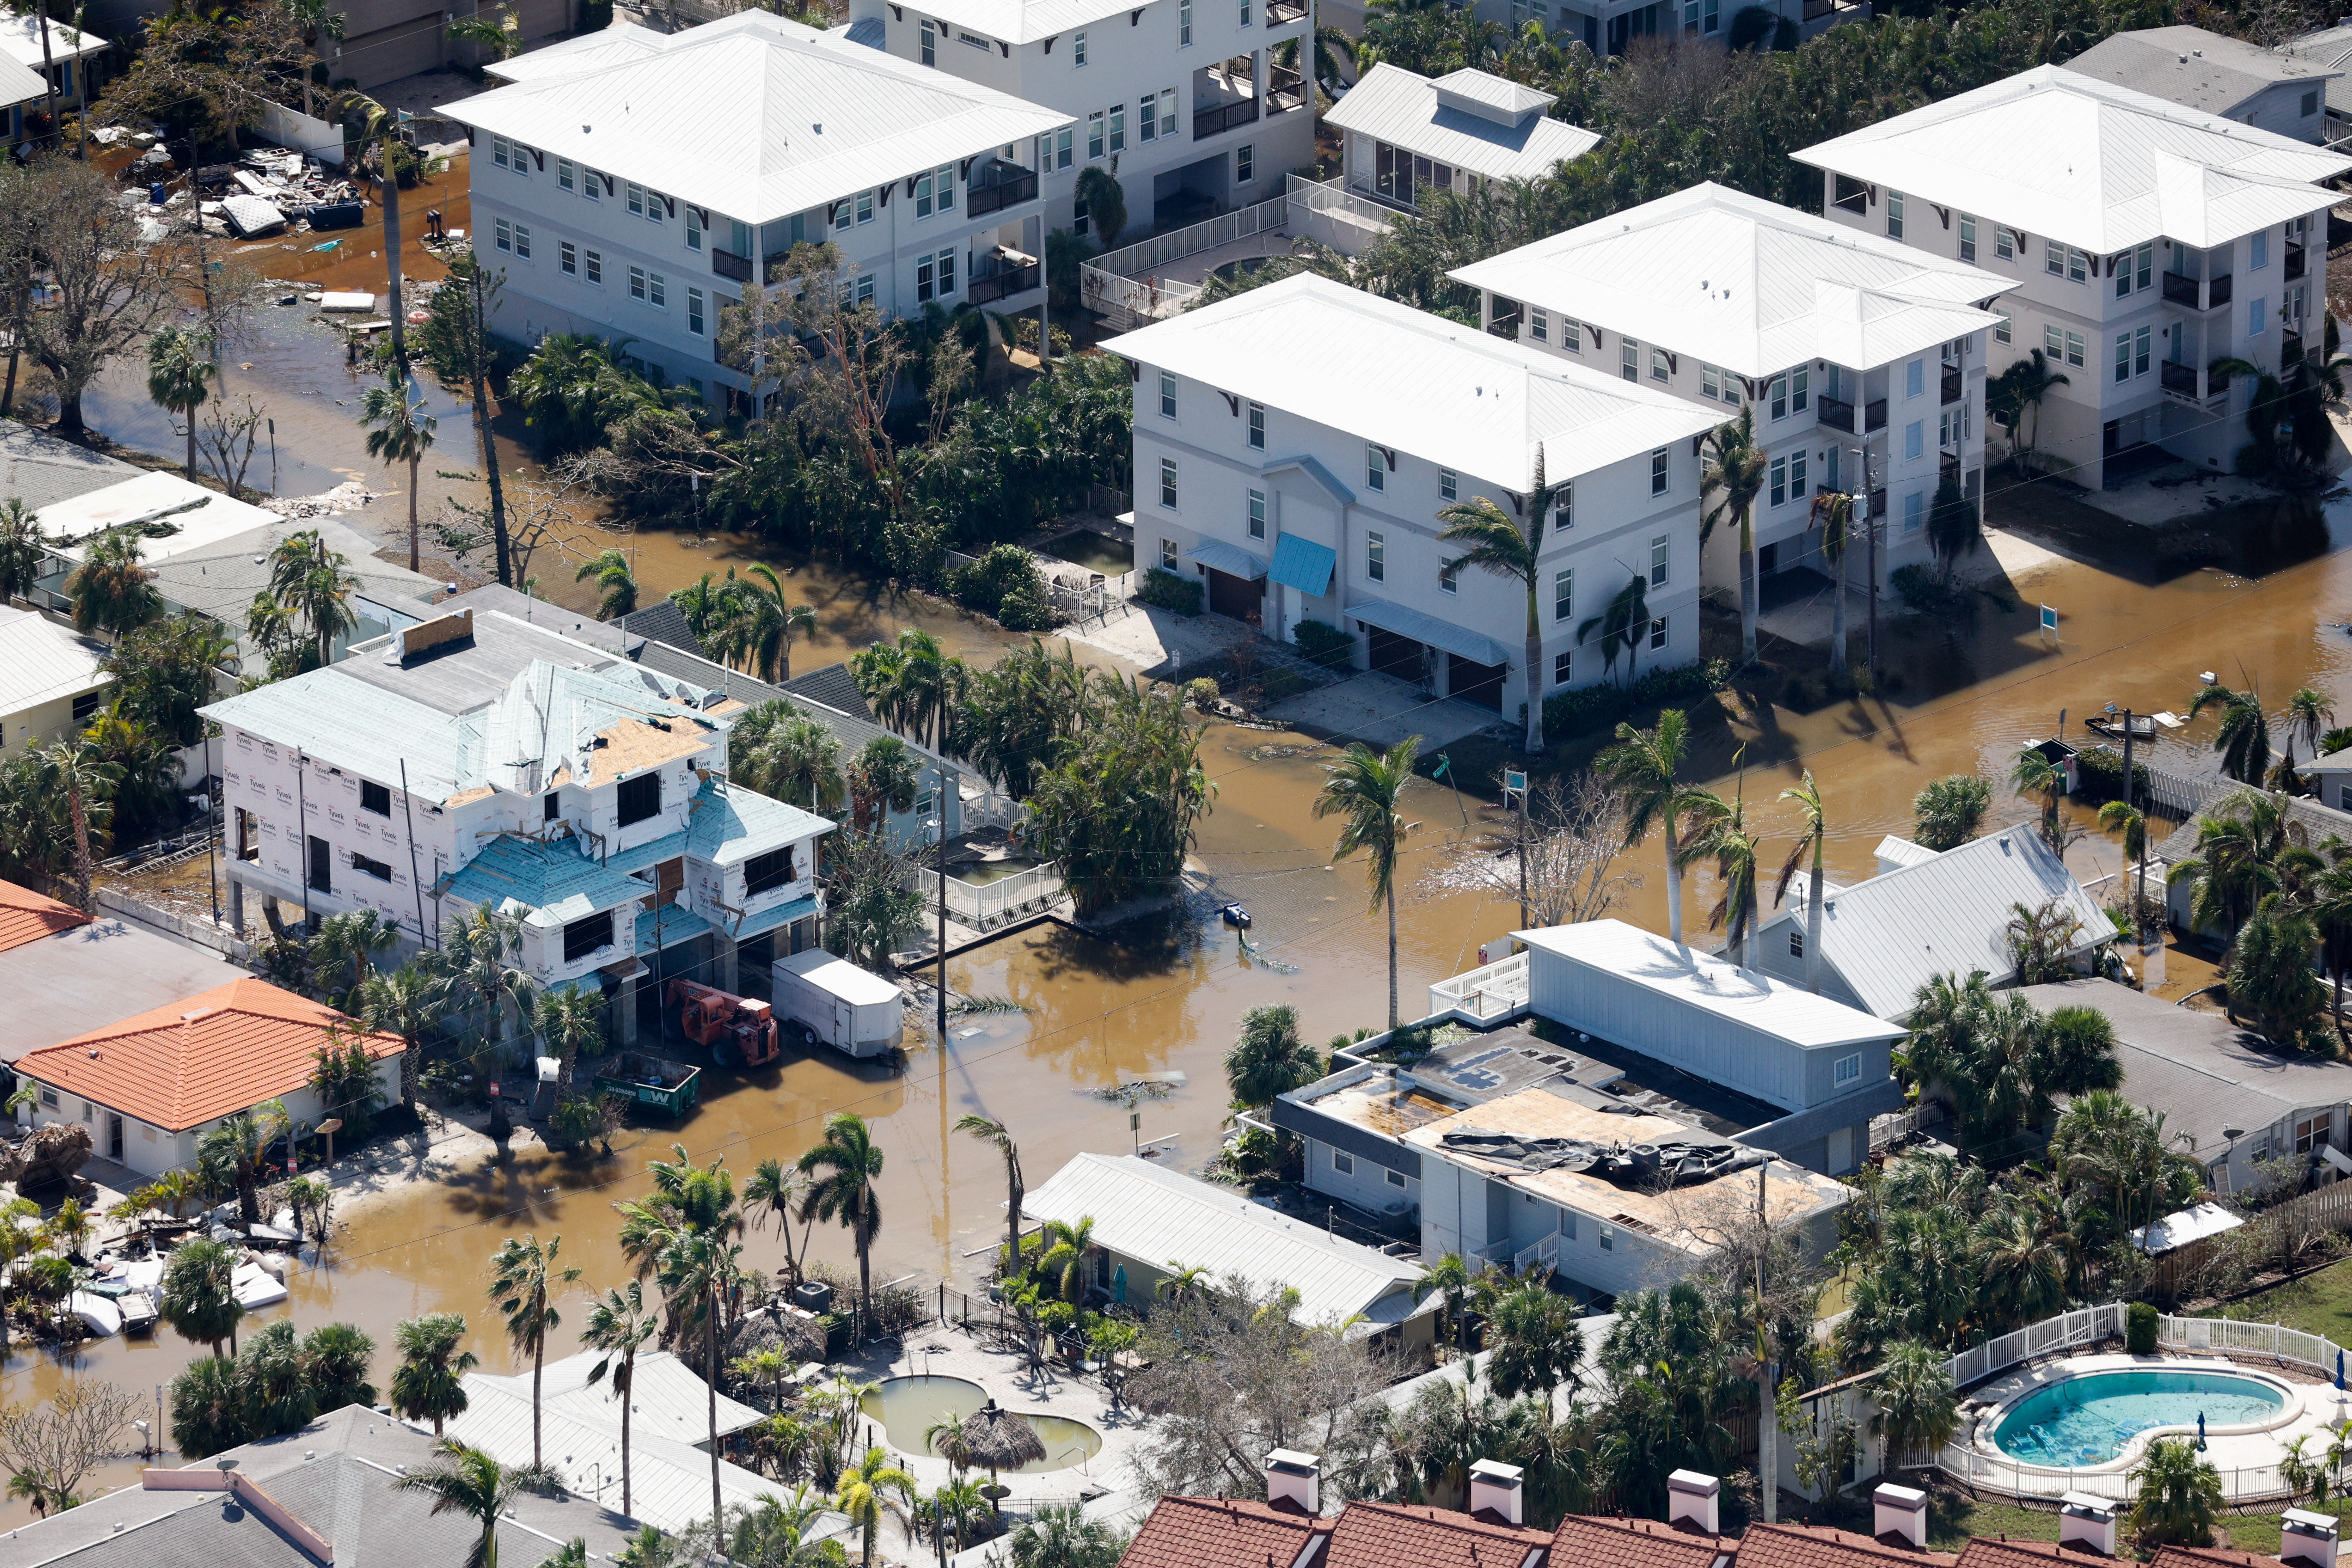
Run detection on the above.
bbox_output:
[1263,1450,1321,1515]
[1668,1471,1719,1534]
[1469,1459,1524,1524]
[2059,1491,2118,1557]
[1874,1483,1928,1551]
[2282,1508,2342,1568]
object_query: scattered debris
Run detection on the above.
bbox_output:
[263,481,381,520]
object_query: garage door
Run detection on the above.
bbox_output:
[1206,567,1262,624]
[1367,626,1424,684]
[340,8,447,86]
[1448,653,1505,710]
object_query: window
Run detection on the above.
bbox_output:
[617,771,662,827]
[1529,307,1549,343]
[1789,930,1804,958]
[1904,420,1923,461]
[1055,127,1073,169]
[2045,323,2063,359]
[2298,1112,2334,1153]
[494,216,513,252]
[629,265,648,301]
[1241,0,1251,21]
[582,168,600,202]
[1902,489,1924,534]
[307,834,332,893]
[512,224,530,260]
[1140,91,1159,142]
[745,846,797,896]
[1832,174,1867,215]
[585,250,603,286]
[1088,111,1105,159]
[1439,559,1459,594]
[1160,91,1177,138]
[360,780,391,817]
[1994,311,2012,345]
[685,207,702,251]
[1561,319,1583,353]
[1601,1223,1615,1251]
[1110,104,1126,153]
[2305,89,2321,116]
[2115,332,2132,385]
[1650,533,1669,588]
[1651,346,1669,381]
[1073,27,1086,63]
[1179,0,1192,42]
[1246,488,1267,540]
[1365,443,1386,493]
[37,1087,54,1110]
[1768,454,1788,506]
[2045,242,2088,283]
[1834,1052,1862,1087]
[917,164,954,217]
[1554,567,1573,623]
[558,157,576,192]
[688,287,705,335]
[1703,363,1722,399]
[1649,447,1669,496]
[1554,650,1573,686]
[1160,457,1179,508]
[921,17,936,62]
[2249,295,2268,337]
[1332,1148,1353,1175]
[1247,402,1265,449]
[2253,230,2270,269]
[560,240,577,276]
[627,181,646,216]
[1905,358,1924,399]
[1649,616,1666,651]
[563,910,615,963]
[2065,329,2085,366]
[1366,531,1386,582]
[2134,325,2150,376]
[858,189,875,224]
[1620,337,1639,382]
[352,852,393,882]
[1385,1168,1407,1189]
[1161,537,1179,570]
[1158,370,1178,418]
[647,271,665,308]
[2120,240,2152,296]
[1236,143,1253,183]
[1886,190,1903,239]
[1790,368,1808,413]
[1959,213,1977,263]
[544,791,561,822]
[1554,479,1572,529]
[1439,468,1457,501]
[492,133,511,168]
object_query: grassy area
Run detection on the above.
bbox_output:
[2216,1499,2352,1557]
[2209,1255,2352,1341]
[1923,1492,2062,1552]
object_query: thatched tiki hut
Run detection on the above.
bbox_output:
[959,1400,1044,1505]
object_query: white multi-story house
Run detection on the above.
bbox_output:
[843,0,1315,239]
[1451,183,2007,598]
[2065,26,2338,143]
[1102,275,1717,717]
[1321,65,1596,219]
[1797,64,2349,490]
[199,606,834,1043]
[446,10,1071,399]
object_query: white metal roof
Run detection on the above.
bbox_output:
[1021,1152,1425,1331]
[1449,182,2008,378]
[1100,275,1720,488]
[475,1348,768,1442]
[35,472,284,558]
[869,0,1147,47]
[1796,63,2350,253]
[1323,63,1599,184]
[485,20,674,83]
[1752,827,2112,1021]
[0,606,109,718]
[442,9,1072,225]
[0,13,108,70]
[2132,1201,2245,1253]
[1511,919,1907,1049]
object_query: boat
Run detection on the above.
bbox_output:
[1220,903,1252,930]
[65,1291,121,1338]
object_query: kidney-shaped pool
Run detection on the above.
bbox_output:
[860,1375,1104,1473]
[1992,1368,2289,1467]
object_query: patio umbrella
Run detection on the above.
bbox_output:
[2337,1349,2345,1395]
[1112,1265,1128,1306]
[2197,1411,2207,1451]
[960,1399,1046,1507]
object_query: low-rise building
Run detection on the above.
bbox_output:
[1746,827,2114,1021]
[0,603,110,762]
[1102,274,1719,716]
[0,416,137,511]
[0,878,245,1069]
[2153,788,2352,939]
[12,976,402,1178]
[1451,182,2007,597]
[2278,20,2352,142]
[2064,25,2336,142]
[447,11,1071,398]
[1323,65,1597,217]
[1797,64,2349,489]
[0,13,106,146]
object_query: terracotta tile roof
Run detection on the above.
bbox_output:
[2149,1550,2278,1568]
[1958,1542,2127,1568]
[16,977,402,1132]
[1321,1500,1554,1568]
[1550,1514,1730,1568]
[1734,1523,1959,1568]
[0,879,88,954]
[1120,1495,1329,1568]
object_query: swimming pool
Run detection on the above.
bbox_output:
[1992,1369,2288,1466]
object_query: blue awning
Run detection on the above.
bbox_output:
[1268,535,1335,598]
[1349,598,1513,667]
[1185,540,1266,581]
[731,894,819,942]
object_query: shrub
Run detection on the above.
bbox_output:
[1135,567,1203,615]
[1186,677,1220,708]
[1292,617,1356,670]
[947,544,1060,630]
[1541,658,1730,738]
[2071,746,2153,809]
[1890,563,1981,618]
[2127,1300,2159,1355]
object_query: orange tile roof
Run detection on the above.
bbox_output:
[2150,1550,2278,1568]
[16,977,402,1132]
[1121,1496,1329,1568]
[1321,1500,1554,1568]
[0,879,88,954]
[1551,1514,1731,1568]
[1733,1523,1958,1568]
[1959,1542,2127,1568]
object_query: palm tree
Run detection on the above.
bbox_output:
[447,2,521,59]
[0,498,47,606]
[1679,783,1760,970]
[848,734,921,836]
[1436,443,1560,752]
[359,366,437,573]
[341,94,414,369]
[1597,709,1705,946]
[1223,1004,1322,1107]
[854,628,966,751]
[1987,348,2069,471]
[65,532,162,644]
[1774,771,1828,992]
[286,0,345,115]
[575,549,640,620]
[2278,687,2336,790]
[835,1447,916,1568]
[266,530,361,669]
[1701,406,1768,667]
[2166,788,2301,936]
[582,1280,659,1521]
[37,739,117,913]
[2009,746,2067,855]
[1483,1276,1583,1403]
[2129,1437,2224,1550]
[1870,1339,1957,1474]
[745,1158,816,1288]
[954,1115,1025,1290]
[313,908,398,1008]
[145,325,214,479]
[487,1233,581,1470]
[1314,736,1419,1028]
[1007,1501,1126,1568]
[198,1101,289,1228]
[1412,1252,1474,1355]
[362,961,446,1113]
[1036,1216,1098,1302]
[798,1113,886,1335]
[1808,488,1856,674]
[395,1440,524,1568]
[706,565,819,683]
[534,987,603,1090]
[447,906,535,1057]
[2005,896,2085,985]
[2189,681,2272,787]
[391,1312,480,1436]
[158,1237,245,1356]
[741,714,848,815]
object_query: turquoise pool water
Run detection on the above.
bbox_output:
[1993,1370,2286,1466]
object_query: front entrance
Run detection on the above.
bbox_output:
[1758,541,1779,576]
[1367,626,1426,685]
[1207,568,1263,624]
[1448,654,1506,710]
[106,1114,122,1161]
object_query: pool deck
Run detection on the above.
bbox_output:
[1962,1350,2338,1487]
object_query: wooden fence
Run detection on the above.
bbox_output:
[2149,1175,2352,1299]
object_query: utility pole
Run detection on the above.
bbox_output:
[935,763,950,1043]
[1757,1157,1776,1525]
[1852,444,1878,681]
[2116,705,2147,950]
[1505,767,1528,930]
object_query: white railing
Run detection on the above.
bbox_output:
[1079,193,1292,328]
[1513,1229,1560,1278]
[1941,1303,2123,1390]
[911,860,1065,931]
[1284,174,1397,257]
[1427,950,1530,1022]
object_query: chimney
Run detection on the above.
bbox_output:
[2282,1508,2342,1568]
[1468,1460,1524,1525]
[400,608,475,660]
[1263,1450,1320,1515]
[1873,1483,1928,1551]
[2058,1491,2119,1557]
[1666,1471,1720,1535]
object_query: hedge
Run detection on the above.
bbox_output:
[1542,659,1731,738]
[1135,567,1203,615]
[2072,746,2153,809]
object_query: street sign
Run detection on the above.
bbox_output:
[1503,769,1527,792]
[2040,605,2059,633]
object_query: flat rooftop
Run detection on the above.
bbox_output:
[0,914,246,1064]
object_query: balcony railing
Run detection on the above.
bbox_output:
[1194,97,1259,139]
[2160,359,2197,396]
[967,164,1039,217]
[713,248,753,282]
[1266,0,1307,21]
[1940,363,1962,405]
[1819,394,1855,434]
[2161,271,2198,308]
[2287,246,2307,281]
[1267,67,1306,115]
[967,259,1041,304]
[2207,359,2234,396]
[2209,272,2233,307]
[1862,397,1887,431]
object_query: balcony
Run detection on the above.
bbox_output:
[2209,272,2233,308]
[2287,246,2308,281]
[968,252,1041,304]
[1266,0,1306,21]
[713,248,753,282]
[1194,97,1260,139]
[2161,271,2198,308]
[2160,358,2197,396]
[1266,66,1306,115]
[966,159,1038,218]
[2206,359,2234,397]
[1818,395,1854,434]
[1940,363,1962,405]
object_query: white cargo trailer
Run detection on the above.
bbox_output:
[773,950,905,1058]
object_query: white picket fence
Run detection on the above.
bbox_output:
[1079,194,1294,328]
[910,859,1065,931]
[1426,950,1529,1022]
[1932,1305,2346,1503]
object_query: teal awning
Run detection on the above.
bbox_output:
[1185,540,1266,581]
[1350,598,1512,667]
[1269,535,1335,598]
